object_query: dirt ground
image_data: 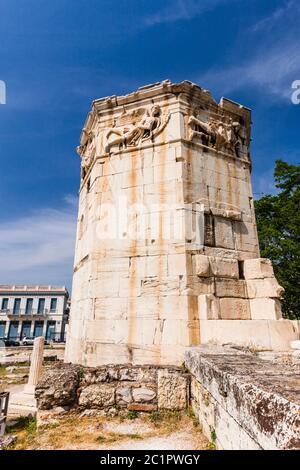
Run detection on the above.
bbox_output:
[5,411,210,451]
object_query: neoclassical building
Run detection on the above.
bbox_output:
[0,285,69,342]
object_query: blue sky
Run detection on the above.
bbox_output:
[0,0,299,289]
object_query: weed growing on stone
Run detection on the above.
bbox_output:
[148,410,162,424]
[180,363,189,373]
[206,441,216,450]
[127,410,138,420]
[209,425,217,444]
[186,407,202,430]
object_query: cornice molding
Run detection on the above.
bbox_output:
[79,80,251,139]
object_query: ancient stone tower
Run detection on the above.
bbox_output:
[65,80,299,366]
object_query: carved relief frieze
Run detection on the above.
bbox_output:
[187,110,247,158]
[105,104,170,154]
[76,129,96,179]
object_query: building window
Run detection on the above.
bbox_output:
[0,321,6,337]
[37,298,45,314]
[33,321,44,337]
[46,321,56,341]
[21,321,31,339]
[1,298,8,311]
[13,299,21,315]
[25,298,33,315]
[50,298,57,312]
[8,321,19,339]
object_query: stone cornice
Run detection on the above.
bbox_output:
[78,80,251,145]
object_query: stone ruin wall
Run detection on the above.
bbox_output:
[65,80,298,367]
[35,364,189,415]
[185,346,300,450]
[36,345,300,450]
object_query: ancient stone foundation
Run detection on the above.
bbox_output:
[65,79,299,366]
[35,364,189,414]
[185,346,300,450]
[35,346,300,449]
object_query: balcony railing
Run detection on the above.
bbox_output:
[0,308,59,317]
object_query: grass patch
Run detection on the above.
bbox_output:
[40,422,60,430]
[125,433,143,440]
[127,410,138,420]
[148,410,162,424]
[95,433,119,444]
[7,416,37,435]
[206,441,216,450]
[210,425,217,443]
[95,432,142,444]
[7,410,209,450]
[148,410,182,433]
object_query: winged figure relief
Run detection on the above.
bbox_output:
[188,113,245,158]
[105,105,170,154]
[76,130,96,179]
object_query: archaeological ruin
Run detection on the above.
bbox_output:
[65,80,299,367]
[30,80,300,450]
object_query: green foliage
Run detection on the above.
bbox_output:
[148,410,162,424]
[7,415,37,434]
[127,410,138,420]
[255,160,300,319]
[148,409,181,427]
[209,425,217,443]
[206,441,216,450]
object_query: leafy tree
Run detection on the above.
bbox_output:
[254,160,300,319]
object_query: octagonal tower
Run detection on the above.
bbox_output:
[65,80,299,366]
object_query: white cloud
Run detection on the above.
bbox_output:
[144,0,236,26]
[252,0,298,32]
[197,40,300,101]
[196,1,300,102]
[0,198,77,288]
[63,194,79,208]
